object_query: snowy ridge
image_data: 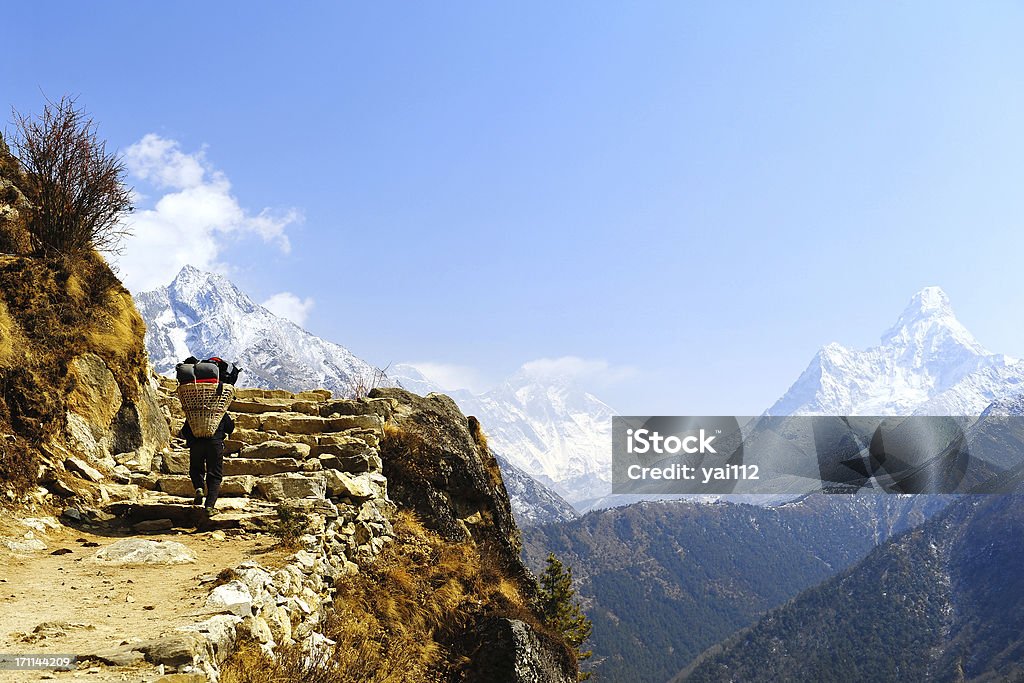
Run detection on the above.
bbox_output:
[136,266,394,396]
[391,364,615,506]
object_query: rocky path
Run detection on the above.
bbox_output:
[0,516,288,682]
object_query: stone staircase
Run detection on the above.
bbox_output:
[111,379,394,533]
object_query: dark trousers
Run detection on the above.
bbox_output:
[189,439,225,508]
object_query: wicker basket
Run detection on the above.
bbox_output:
[177,382,235,438]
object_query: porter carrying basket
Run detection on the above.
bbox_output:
[177,382,236,438]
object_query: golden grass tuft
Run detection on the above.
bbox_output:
[468,415,505,495]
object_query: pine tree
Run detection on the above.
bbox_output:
[538,552,593,680]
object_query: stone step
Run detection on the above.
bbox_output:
[223,457,306,477]
[227,427,302,448]
[238,440,311,460]
[261,414,384,436]
[158,475,258,498]
[255,472,327,502]
[107,499,279,531]
[164,445,317,470]
[226,427,377,448]
[232,387,332,401]
[229,398,320,415]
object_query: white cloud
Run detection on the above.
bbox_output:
[520,356,636,383]
[124,134,206,190]
[262,292,315,327]
[113,134,301,292]
[404,362,489,393]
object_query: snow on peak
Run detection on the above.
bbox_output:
[880,286,983,354]
[906,286,953,316]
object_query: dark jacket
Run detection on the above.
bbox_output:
[181,413,235,446]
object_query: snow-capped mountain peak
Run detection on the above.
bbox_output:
[768,287,1021,416]
[137,266,392,396]
[880,285,986,358]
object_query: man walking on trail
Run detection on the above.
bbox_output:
[181,412,235,515]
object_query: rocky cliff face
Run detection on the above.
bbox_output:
[372,387,578,682]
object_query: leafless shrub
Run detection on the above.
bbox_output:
[344,364,390,400]
[11,96,133,258]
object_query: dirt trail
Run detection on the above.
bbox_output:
[0,515,289,682]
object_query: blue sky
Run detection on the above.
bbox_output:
[5,2,1024,414]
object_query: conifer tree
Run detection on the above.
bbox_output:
[538,552,593,680]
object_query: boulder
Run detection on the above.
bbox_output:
[94,539,196,565]
[161,449,191,475]
[317,450,382,474]
[109,381,172,461]
[219,475,257,497]
[138,632,211,668]
[240,440,311,460]
[323,471,378,501]
[84,646,146,666]
[264,605,292,644]
[255,473,326,502]
[238,615,274,645]
[459,618,577,683]
[205,581,253,617]
[370,388,520,561]
[65,354,123,440]
[65,456,103,482]
[1,537,47,553]
[157,476,199,497]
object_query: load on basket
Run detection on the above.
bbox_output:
[175,356,242,438]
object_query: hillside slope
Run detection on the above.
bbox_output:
[521,495,947,683]
[681,494,1024,682]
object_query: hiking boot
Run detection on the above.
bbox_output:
[205,507,218,517]
[193,488,204,506]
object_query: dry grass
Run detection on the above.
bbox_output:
[273,504,313,550]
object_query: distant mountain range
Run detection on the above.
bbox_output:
[390,364,614,507]
[522,287,1024,682]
